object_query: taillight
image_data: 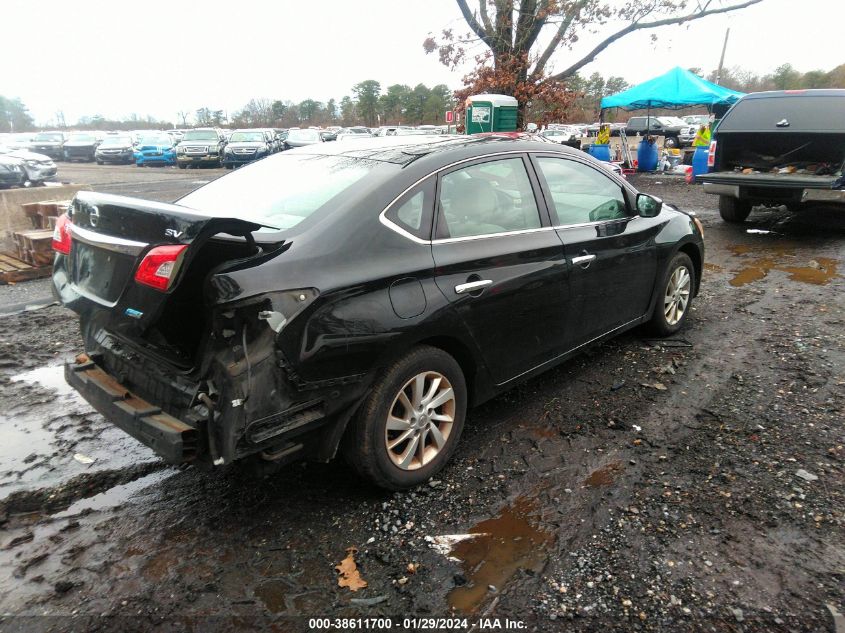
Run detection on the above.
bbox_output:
[707,140,717,168]
[52,213,72,254]
[134,244,188,291]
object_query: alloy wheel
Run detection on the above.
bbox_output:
[664,265,691,326]
[384,371,455,471]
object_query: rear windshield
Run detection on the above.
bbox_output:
[177,153,388,230]
[34,133,63,141]
[718,94,845,133]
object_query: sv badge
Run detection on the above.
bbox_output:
[165,228,184,238]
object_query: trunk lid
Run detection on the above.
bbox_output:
[60,191,276,367]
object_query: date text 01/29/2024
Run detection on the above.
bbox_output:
[308,617,527,630]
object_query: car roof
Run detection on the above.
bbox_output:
[287,134,582,166]
[742,89,845,99]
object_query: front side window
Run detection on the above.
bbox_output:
[534,157,629,225]
[436,157,541,239]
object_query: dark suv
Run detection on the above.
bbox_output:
[31,131,67,160]
[625,116,692,148]
[175,128,226,168]
[699,90,845,222]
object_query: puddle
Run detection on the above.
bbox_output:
[52,469,174,519]
[584,461,623,487]
[728,244,840,287]
[255,579,292,613]
[11,364,79,399]
[0,413,55,471]
[447,496,554,614]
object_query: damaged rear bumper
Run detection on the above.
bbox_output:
[66,355,198,464]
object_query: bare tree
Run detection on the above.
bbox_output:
[425,0,764,123]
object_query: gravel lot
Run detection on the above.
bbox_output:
[0,165,842,632]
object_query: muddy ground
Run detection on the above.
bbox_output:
[0,171,842,632]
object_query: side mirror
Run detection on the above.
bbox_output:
[636,193,662,218]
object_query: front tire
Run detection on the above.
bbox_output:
[648,252,695,337]
[719,196,752,223]
[344,346,467,490]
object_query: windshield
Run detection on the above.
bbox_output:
[34,133,63,141]
[658,117,687,126]
[100,137,132,147]
[178,154,383,230]
[229,132,266,142]
[287,129,320,143]
[68,134,96,142]
[183,130,218,141]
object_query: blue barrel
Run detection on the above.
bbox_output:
[588,144,611,162]
[637,139,658,172]
[692,146,710,181]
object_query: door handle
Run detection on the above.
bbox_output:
[571,253,596,268]
[455,279,493,294]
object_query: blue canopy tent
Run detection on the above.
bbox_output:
[600,66,745,111]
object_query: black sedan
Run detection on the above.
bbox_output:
[63,132,102,162]
[51,137,704,490]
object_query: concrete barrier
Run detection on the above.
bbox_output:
[0,185,90,251]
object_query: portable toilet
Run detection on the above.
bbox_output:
[464,94,519,134]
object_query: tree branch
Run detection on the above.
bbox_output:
[530,0,589,80]
[456,0,497,49]
[551,0,763,80]
[479,0,493,33]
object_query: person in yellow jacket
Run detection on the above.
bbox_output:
[693,124,711,147]
[596,123,611,145]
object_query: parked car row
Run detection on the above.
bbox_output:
[0,144,58,187]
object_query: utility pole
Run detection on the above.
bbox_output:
[716,28,730,84]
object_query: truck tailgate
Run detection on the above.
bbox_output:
[699,171,841,189]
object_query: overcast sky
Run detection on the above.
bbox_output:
[4,0,843,126]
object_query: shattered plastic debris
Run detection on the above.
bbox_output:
[795,469,819,482]
[641,382,668,391]
[350,595,387,606]
[73,453,96,465]
[336,547,368,592]
[426,534,487,561]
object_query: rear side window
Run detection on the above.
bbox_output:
[718,95,845,132]
[436,157,541,239]
[534,157,629,225]
[385,177,435,240]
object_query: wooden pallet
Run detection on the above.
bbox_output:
[20,200,71,230]
[0,252,51,285]
[13,229,54,267]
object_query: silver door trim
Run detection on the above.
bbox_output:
[455,279,493,294]
[571,254,596,265]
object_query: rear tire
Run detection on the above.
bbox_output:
[647,252,695,337]
[343,346,467,490]
[719,196,752,223]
